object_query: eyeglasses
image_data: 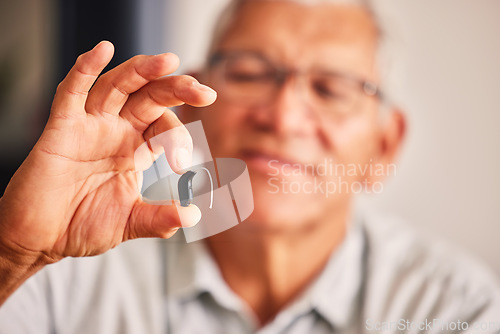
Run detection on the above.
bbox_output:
[207,51,383,118]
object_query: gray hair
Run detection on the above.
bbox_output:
[206,0,401,106]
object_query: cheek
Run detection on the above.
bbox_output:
[198,100,248,155]
[321,114,380,166]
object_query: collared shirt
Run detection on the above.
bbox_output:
[0,214,499,333]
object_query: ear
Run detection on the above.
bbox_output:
[379,107,406,165]
[367,107,406,184]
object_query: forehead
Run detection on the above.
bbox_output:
[217,1,379,74]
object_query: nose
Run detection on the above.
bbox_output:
[251,75,316,137]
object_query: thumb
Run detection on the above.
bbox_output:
[125,200,201,240]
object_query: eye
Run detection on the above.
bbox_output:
[313,81,338,99]
[311,75,355,102]
[226,70,271,83]
[224,56,274,84]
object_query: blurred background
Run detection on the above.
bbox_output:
[1,0,499,274]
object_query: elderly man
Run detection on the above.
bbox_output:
[0,0,499,333]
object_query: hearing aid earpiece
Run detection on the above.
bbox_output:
[178,170,197,207]
[178,168,214,208]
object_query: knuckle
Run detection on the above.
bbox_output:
[130,54,149,69]
[132,54,147,61]
[145,86,163,106]
[95,75,113,91]
[159,228,179,239]
[75,53,87,66]
[153,53,176,71]
[145,54,178,78]
[178,75,196,84]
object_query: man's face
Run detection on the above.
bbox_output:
[194,1,387,231]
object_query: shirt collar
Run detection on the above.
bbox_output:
[259,220,365,331]
[310,220,365,329]
[164,235,248,313]
[164,218,365,330]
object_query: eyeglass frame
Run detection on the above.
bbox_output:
[206,50,384,115]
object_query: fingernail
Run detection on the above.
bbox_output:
[175,147,192,171]
[178,204,202,227]
[193,82,217,95]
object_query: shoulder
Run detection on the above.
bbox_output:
[0,238,166,333]
[42,237,164,289]
[359,213,500,327]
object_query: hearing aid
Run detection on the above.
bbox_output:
[178,168,214,208]
[178,170,197,207]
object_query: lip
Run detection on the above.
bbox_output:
[241,148,307,175]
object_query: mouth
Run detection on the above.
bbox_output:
[241,149,307,176]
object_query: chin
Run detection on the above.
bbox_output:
[242,176,326,233]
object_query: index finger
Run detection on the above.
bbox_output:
[84,52,180,116]
[120,75,217,133]
[51,41,114,118]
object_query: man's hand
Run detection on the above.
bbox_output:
[0,41,216,303]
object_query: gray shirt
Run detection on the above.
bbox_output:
[1,214,499,333]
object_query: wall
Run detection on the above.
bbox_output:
[1,0,498,274]
[162,0,500,274]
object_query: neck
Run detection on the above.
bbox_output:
[206,207,349,326]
